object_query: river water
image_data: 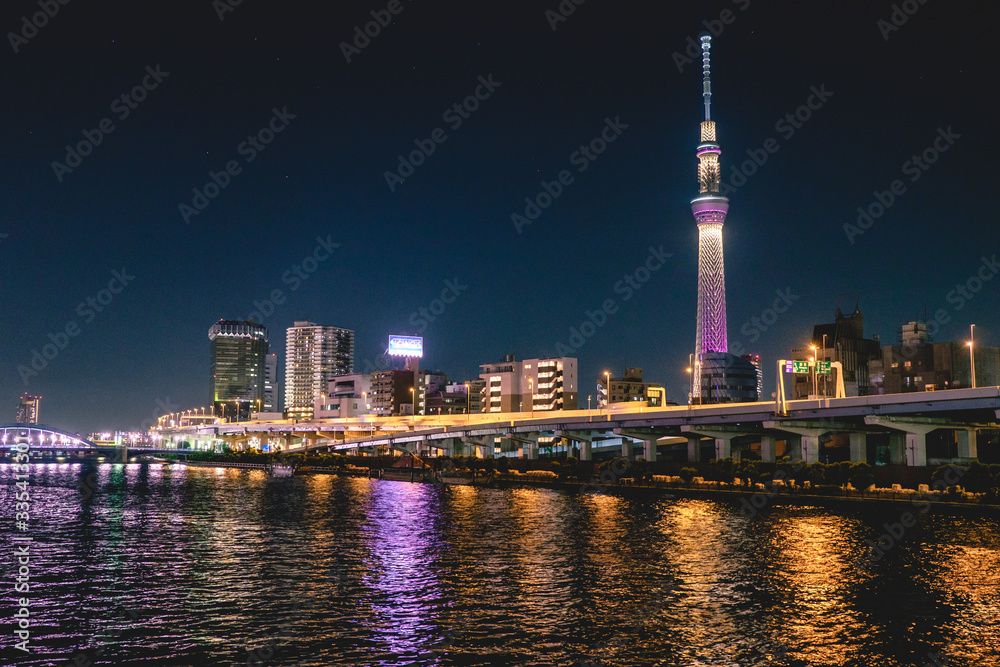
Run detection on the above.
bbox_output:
[2,462,999,666]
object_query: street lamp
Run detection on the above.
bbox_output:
[588,395,592,422]
[821,334,829,397]
[969,324,977,388]
[527,377,533,418]
[603,371,611,418]
[464,383,470,420]
[409,387,415,424]
[810,345,818,397]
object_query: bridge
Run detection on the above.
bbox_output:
[154,387,1000,467]
[2,424,199,462]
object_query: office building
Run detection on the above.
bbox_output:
[791,301,882,398]
[285,322,354,420]
[15,394,41,424]
[263,352,278,412]
[209,320,268,422]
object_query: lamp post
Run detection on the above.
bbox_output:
[969,324,977,388]
[810,345,818,397]
[821,334,828,397]
[528,377,533,418]
[464,382,470,420]
[409,387,415,425]
[588,395,592,422]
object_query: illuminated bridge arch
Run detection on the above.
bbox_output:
[0,424,98,450]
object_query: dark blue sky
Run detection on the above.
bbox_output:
[2,1,997,435]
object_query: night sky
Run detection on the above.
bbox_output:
[2,1,997,435]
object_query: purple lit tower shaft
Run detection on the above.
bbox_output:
[691,35,730,401]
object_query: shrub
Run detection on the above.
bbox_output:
[848,462,875,494]
[679,467,697,484]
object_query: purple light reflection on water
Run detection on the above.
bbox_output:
[361,480,449,665]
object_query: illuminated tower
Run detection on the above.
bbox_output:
[691,34,730,402]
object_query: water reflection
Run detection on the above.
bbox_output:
[0,463,997,666]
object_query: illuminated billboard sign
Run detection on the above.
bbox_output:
[388,335,423,357]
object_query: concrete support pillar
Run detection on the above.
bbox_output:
[643,439,657,462]
[801,435,820,464]
[522,441,537,459]
[906,432,927,467]
[579,440,592,461]
[957,429,978,459]
[760,436,776,464]
[621,439,633,460]
[786,436,802,462]
[715,437,732,460]
[687,436,701,462]
[849,432,867,463]
[888,433,905,465]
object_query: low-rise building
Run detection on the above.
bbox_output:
[873,321,999,394]
[596,368,665,406]
[480,355,578,413]
[370,369,415,417]
[314,373,371,419]
[791,303,882,398]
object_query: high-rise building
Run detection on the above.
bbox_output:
[285,322,355,420]
[263,352,278,412]
[687,35,759,404]
[15,394,41,424]
[209,320,268,421]
[479,355,578,413]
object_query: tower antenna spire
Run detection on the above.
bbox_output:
[701,34,712,121]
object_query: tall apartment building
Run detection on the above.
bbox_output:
[209,320,268,421]
[873,321,999,394]
[15,394,41,424]
[479,355,578,413]
[370,369,415,417]
[597,368,665,407]
[466,378,486,414]
[284,322,354,420]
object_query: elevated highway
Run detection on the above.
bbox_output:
[155,387,1000,466]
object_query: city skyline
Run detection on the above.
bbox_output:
[2,2,998,434]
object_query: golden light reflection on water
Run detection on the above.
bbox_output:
[770,510,864,665]
[505,488,577,631]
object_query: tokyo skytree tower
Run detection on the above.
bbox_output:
[691,34,730,401]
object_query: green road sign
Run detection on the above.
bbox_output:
[817,361,832,374]
[792,361,810,374]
